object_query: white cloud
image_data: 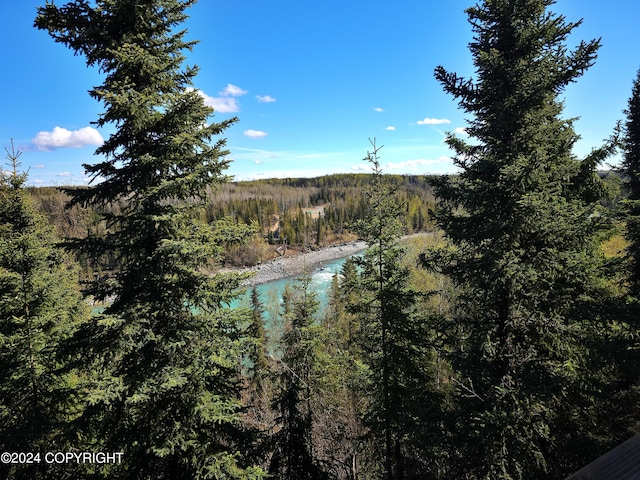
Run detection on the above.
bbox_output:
[195,89,240,113]
[256,95,276,103]
[385,126,396,131]
[453,127,469,136]
[31,126,103,151]
[244,129,268,138]
[57,171,72,177]
[33,164,46,169]
[254,160,263,164]
[417,117,451,125]
[210,97,240,113]
[351,164,373,172]
[385,157,452,170]
[221,84,247,97]
[373,107,384,113]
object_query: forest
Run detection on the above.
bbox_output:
[2,0,640,479]
[25,172,437,276]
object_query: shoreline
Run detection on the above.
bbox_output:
[233,241,368,286]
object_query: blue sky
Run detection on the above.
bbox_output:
[1,1,639,186]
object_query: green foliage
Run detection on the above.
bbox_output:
[621,70,640,297]
[601,69,640,467]
[0,145,89,479]
[25,172,436,275]
[269,277,326,480]
[247,288,269,381]
[428,1,619,477]
[313,267,367,477]
[240,287,276,465]
[19,1,639,478]
[35,1,263,478]
[207,174,437,247]
[348,141,444,479]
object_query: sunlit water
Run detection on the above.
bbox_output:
[91,253,364,319]
[230,253,363,321]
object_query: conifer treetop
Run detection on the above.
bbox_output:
[35,0,236,207]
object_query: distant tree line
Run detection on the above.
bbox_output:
[27,173,436,271]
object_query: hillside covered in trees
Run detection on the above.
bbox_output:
[27,173,436,272]
[3,0,640,479]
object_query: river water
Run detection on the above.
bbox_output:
[231,254,361,315]
[91,253,363,317]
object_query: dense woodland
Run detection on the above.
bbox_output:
[26,173,437,275]
[3,0,640,479]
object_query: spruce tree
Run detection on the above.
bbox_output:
[243,287,272,437]
[429,1,613,477]
[35,2,262,478]
[269,277,325,480]
[247,288,269,386]
[607,69,640,453]
[621,69,640,296]
[351,141,441,479]
[0,144,89,479]
[317,271,364,478]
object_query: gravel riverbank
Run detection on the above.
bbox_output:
[235,241,368,286]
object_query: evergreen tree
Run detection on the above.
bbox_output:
[604,68,640,456]
[315,216,324,247]
[621,69,640,296]
[429,1,614,477]
[35,2,263,478]
[316,266,368,479]
[0,144,89,479]
[269,277,325,480]
[240,288,273,472]
[325,265,360,351]
[243,287,272,435]
[247,288,269,384]
[351,141,441,479]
